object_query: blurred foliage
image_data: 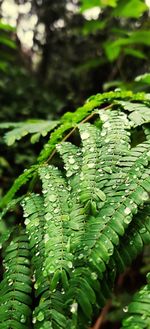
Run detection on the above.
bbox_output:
[0,0,150,123]
[0,1,150,328]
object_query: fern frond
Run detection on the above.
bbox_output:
[56,142,88,250]
[143,125,150,141]
[22,194,45,293]
[0,229,32,329]
[109,205,150,274]
[96,109,130,191]
[38,165,73,279]
[77,122,106,213]
[75,138,150,269]
[0,120,59,145]
[56,142,81,179]
[115,100,150,127]
[121,272,150,329]
[38,90,149,163]
[1,90,150,329]
[22,193,68,329]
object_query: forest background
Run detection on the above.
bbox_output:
[0,1,150,328]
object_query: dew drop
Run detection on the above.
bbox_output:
[123,306,128,313]
[44,234,49,243]
[90,147,94,152]
[45,174,50,179]
[45,213,53,221]
[70,302,78,313]
[146,272,150,284]
[73,164,79,170]
[124,207,131,215]
[48,195,57,202]
[34,282,38,290]
[91,272,98,280]
[37,311,44,322]
[124,216,131,224]
[67,261,73,268]
[24,218,30,225]
[88,163,95,169]
[68,157,75,164]
[54,208,59,214]
[140,227,146,234]
[81,132,90,140]
[101,131,106,137]
[20,314,26,323]
[141,192,149,201]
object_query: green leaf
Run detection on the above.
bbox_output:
[0,120,59,145]
[124,47,146,59]
[0,36,16,49]
[80,0,117,12]
[80,19,106,36]
[0,21,15,32]
[135,73,150,84]
[113,0,148,18]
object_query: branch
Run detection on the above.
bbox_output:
[90,300,111,329]
[46,103,113,163]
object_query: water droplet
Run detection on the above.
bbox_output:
[37,311,45,322]
[48,195,57,202]
[68,157,75,164]
[141,314,147,320]
[101,131,106,137]
[140,227,146,234]
[70,302,78,313]
[124,207,131,215]
[91,272,98,280]
[88,163,95,169]
[146,272,150,284]
[108,247,113,256]
[141,192,149,201]
[43,189,48,194]
[34,282,38,290]
[124,216,131,224]
[67,261,73,268]
[24,218,30,225]
[45,213,53,221]
[48,266,55,274]
[45,174,50,179]
[81,132,90,140]
[90,147,94,152]
[73,164,79,170]
[20,314,26,323]
[54,208,59,214]
[44,234,49,243]
[123,306,128,313]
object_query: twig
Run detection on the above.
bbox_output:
[46,103,113,163]
[90,300,111,329]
